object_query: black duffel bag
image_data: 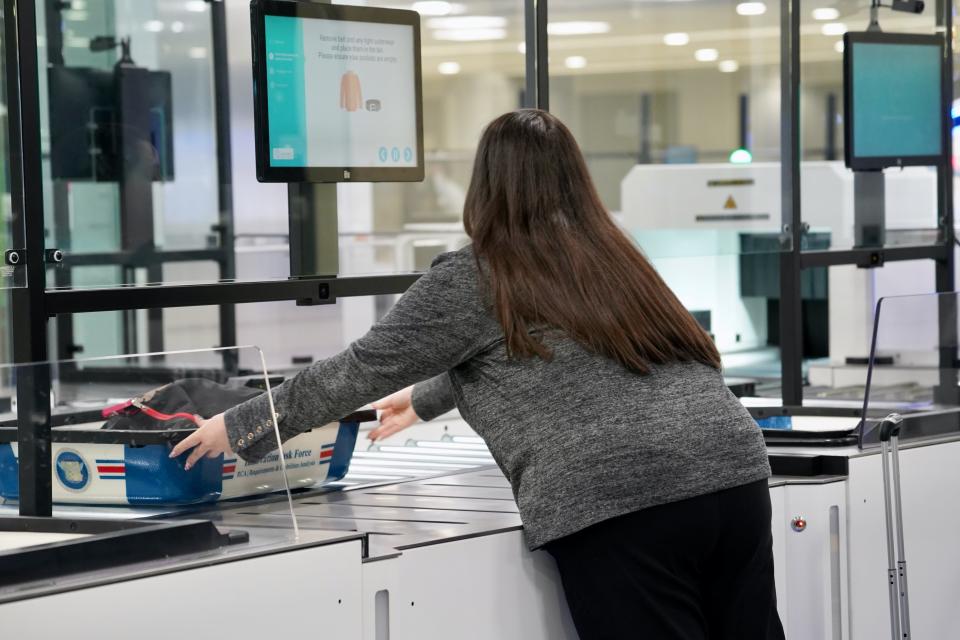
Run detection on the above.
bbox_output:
[101,378,265,431]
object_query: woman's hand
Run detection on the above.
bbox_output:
[370,386,420,442]
[169,412,233,471]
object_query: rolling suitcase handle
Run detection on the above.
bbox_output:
[879,413,910,640]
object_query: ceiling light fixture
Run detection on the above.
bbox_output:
[412,1,466,16]
[547,21,611,36]
[185,0,206,12]
[695,48,719,62]
[427,16,507,29]
[438,61,462,74]
[718,59,740,72]
[821,22,847,36]
[432,28,507,41]
[144,20,165,33]
[663,32,690,46]
[812,7,840,20]
[834,40,845,53]
[564,55,588,69]
[736,2,767,15]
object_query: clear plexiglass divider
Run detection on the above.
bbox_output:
[0,346,312,538]
[859,293,960,448]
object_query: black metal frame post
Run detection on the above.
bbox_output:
[523,0,548,110]
[210,0,238,373]
[779,0,804,406]
[934,0,958,404]
[6,0,53,516]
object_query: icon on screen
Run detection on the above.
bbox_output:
[366,99,381,112]
[340,71,363,112]
[379,147,388,162]
[391,147,400,162]
[403,147,413,162]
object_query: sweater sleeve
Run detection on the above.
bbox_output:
[223,251,484,461]
[411,374,456,422]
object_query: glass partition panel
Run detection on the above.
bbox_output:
[0,347,303,524]
[860,292,960,446]
[799,3,941,252]
[650,252,784,395]
[334,0,524,275]
[36,0,525,285]
[548,0,790,260]
[37,0,227,275]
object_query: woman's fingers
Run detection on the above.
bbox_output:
[369,415,414,441]
[184,443,210,471]
[375,422,406,440]
[170,431,200,458]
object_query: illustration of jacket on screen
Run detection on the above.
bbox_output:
[340,70,363,112]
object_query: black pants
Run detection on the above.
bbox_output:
[546,479,785,640]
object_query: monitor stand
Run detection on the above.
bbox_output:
[853,170,885,248]
[288,182,339,285]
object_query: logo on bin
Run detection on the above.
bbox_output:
[55,449,90,492]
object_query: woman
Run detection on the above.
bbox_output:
[172,109,784,640]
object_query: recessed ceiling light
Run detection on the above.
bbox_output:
[427,16,507,30]
[438,61,461,74]
[189,47,208,59]
[834,40,845,53]
[518,42,526,54]
[719,59,740,73]
[547,21,611,36]
[812,7,840,20]
[564,55,588,69]
[663,32,690,46]
[736,2,767,16]
[171,21,185,33]
[695,48,719,62]
[821,22,847,36]
[185,0,206,12]
[412,1,466,16]
[144,20,164,33]
[432,28,507,41]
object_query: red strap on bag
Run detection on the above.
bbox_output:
[102,399,201,426]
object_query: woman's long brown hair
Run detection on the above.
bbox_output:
[463,109,721,374]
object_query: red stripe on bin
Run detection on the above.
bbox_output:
[97,466,125,474]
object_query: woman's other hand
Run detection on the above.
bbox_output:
[169,412,232,470]
[370,386,420,442]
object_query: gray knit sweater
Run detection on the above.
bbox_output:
[224,246,771,549]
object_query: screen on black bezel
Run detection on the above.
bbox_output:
[843,31,945,171]
[251,0,424,183]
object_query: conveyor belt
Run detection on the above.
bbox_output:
[334,434,497,487]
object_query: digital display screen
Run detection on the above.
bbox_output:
[844,33,944,170]
[252,2,423,182]
[265,16,417,169]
